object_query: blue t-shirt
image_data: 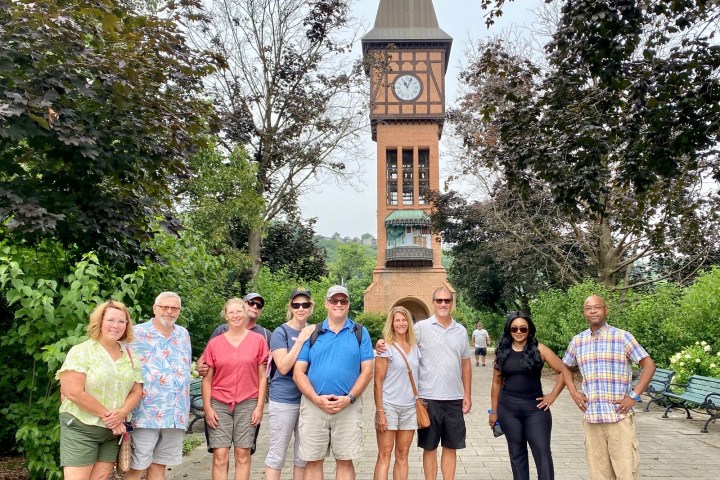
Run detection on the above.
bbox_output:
[297,318,374,396]
[269,324,304,404]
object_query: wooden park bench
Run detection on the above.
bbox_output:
[632,367,675,412]
[661,375,720,433]
[187,377,204,433]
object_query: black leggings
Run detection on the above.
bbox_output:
[498,393,554,480]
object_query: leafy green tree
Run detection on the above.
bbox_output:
[329,243,375,286]
[188,0,368,278]
[0,0,218,265]
[262,219,328,282]
[448,21,720,289]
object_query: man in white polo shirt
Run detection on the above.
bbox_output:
[416,287,472,480]
[376,287,472,480]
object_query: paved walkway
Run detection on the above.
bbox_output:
[169,360,719,479]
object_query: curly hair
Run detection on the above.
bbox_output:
[494,311,542,372]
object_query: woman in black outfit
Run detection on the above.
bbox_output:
[488,311,568,480]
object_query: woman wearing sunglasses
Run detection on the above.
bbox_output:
[489,311,568,480]
[264,288,316,480]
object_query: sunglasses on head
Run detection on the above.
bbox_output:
[433,298,453,304]
[328,298,349,305]
[510,325,528,333]
[291,302,312,309]
[246,300,264,309]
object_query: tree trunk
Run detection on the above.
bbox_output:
[596,218,619,288]
[248,227,262,280]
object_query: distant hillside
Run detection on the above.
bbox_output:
[315,234,377,263]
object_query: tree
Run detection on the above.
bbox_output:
[447,17,720,289]
[188,0,368,278]
[431,189,591,311]
[262,218,328,281]
[0,0,219,265]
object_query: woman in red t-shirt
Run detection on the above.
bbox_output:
[202,298,269,480]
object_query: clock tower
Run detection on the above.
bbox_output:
[362,0,453,320]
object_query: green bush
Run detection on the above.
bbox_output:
[355,312,386,344]
[0,244,144,479]
[669,342,720,384]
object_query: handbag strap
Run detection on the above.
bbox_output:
[392,344,419,398]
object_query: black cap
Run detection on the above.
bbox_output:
[290,288,312,302]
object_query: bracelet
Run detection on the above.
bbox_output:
[487,409,498,414]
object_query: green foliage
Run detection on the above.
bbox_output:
[261,219,328,282]
[0,243,144,478]
[0,0,218,264]
[182,434,204,455]
[669,342,720,385]
[530,270,720,368]
[137,230,230,358]
[355,312,386,344]
[315,236,376,264]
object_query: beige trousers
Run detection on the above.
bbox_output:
[584,415,640,480]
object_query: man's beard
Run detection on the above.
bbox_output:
[159,317,175,329]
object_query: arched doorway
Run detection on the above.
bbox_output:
[393,297,430,322]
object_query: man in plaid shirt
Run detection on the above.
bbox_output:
[562,295,656,480]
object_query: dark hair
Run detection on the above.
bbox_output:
[494,311,542,372]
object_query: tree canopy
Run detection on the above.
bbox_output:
[0,0,219,265]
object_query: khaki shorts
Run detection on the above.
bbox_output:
[584,415,640,480]
[59,413,119,467]
[208,398,258,449]
[130,427,184,469]
[298,396,363,461]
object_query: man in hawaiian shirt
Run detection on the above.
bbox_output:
[126,292,192,480]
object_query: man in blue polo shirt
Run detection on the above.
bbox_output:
[293,285,374,480]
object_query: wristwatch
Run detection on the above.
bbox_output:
[627,390,642,402]
[347,393,356,404]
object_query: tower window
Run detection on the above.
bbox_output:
[418,149,430,205]
[386,149,398,205]
[402,149,414,205]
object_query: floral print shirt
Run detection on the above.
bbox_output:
[131,320,192,429]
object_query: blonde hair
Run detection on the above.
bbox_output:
[382,306,415,345]
[221,298,245,318]
[87,300,134,343]
[285,293,314,322]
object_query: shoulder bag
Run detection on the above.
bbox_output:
[392,344,431,429]
[117,345,134,473]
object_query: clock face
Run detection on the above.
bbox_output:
[393,74,422,101]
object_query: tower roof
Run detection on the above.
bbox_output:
[362,0,452,55]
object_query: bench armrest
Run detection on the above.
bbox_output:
[704,392,720,407]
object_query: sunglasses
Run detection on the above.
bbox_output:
[246,300,264,309]
[328,298,349,305]
[433,298,453,304]
[291,302,312,309]
[510,326,529,333]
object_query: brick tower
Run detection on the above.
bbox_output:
[361,0,453,320]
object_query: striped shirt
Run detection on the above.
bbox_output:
[415,315,472,400]
[563,324,649,424]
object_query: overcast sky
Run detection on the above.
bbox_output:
[300,0,537,238]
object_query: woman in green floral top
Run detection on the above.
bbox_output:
[57,300,143,480]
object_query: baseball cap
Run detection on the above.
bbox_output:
[325,285,349,300]
[290,288,312,302]
[242,293,264,306]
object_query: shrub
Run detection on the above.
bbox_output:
[669,342,720,385]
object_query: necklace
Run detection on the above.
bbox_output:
[512,343,526,352]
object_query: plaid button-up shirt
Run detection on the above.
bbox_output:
[563,324,649,424]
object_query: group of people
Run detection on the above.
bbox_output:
[57,285,656,480]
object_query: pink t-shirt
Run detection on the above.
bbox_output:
[204,330,269,408]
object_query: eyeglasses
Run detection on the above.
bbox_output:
[510,326,528,333]
[291,302,312,309]
[156,305,180,313]
[247,300,264,309]
[327,298,349,305]
[433,298,453,304]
